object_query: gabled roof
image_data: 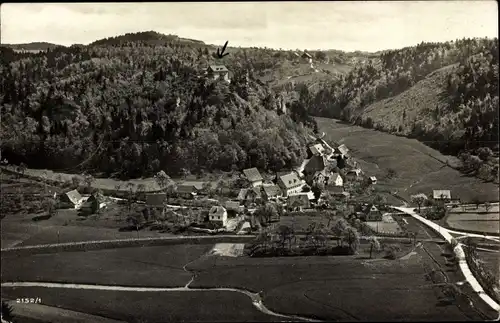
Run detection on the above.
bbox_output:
[249,186,263,198]
[308,143,324,156]
[179,181,205,190]
[278,172,302,189]
[363,204,380,213]
[369,176,377,181]
[209,205,226,216]
[330,173,341,181]
[433,190,451,199]
[64,190,82,205]
[243,167,263,182]
[304,155,326,173]
[146,193,167,206]
[338,144,349,156]
[263,185,282,197]
[208,65,228,72]
[237,189,248,201]
[301,52,312,58]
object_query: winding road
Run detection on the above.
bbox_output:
[392,206,500,313]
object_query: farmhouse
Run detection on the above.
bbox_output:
[59,189,83,209]
[303,155,327,181]
[433,190,452,201]
[362,204,383,221]
[328,173,343,187]
[262,185,283,200]
[206,65,230,82]
[242,167,263,187]
[307,143,325,157]
[287,194,310,211]
[369,176,377,185]
[277,172,305,197]
[237,187,263,206]
[176,184,199,199]
[209,205,228,227]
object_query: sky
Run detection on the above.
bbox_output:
[1,1,498,52]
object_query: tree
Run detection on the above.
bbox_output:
[410,194,427,213]
[154,170,170,190]
[372,194,386,206]
[84,174,95,191]
[484,201,492,212]
[369,236,381,258]
[277,225,293,250]
[472,196,481,209]
[343,226,360,253]
[477,147,493,161]
[127,212,143,232]
[386,168,397,179]
[43,197,57,217]
[136,183,146,200]
[325,211,336,227]
[332,217,349,246]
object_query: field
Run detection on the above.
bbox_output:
[2,241,498,321]
[445,212,500,235]
[1,288,280,323]
[316,117,499,203]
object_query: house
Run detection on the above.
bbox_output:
[209,206,228,227]
[225,200,244,215]
[262,185,283,200]
[277,172,305,197]
[337,144,349,157]
[81,193,106,213]
[242,167,263,187]
[362,204,383,221]
[206,65,230,82]
[328,173,343,187]
[287,193,310,211]
[176,185,199,199]
[346,168,363,181]
[237,187,263,206]
[324,185,350,199]
[433,190,452,201]
[59,189,83,209]
[369,176,377,185]
[307,143,325,157]
[303,155,327,180]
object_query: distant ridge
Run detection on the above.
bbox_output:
[1,42,64,51]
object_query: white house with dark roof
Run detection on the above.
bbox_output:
[207,65,230,82]
[337,144,349,157]
[277,172,305,197]
[242,167,263,187]
[329,173,343,187]
[209,205,228,227]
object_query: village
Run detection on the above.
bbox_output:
[45,133,459,241]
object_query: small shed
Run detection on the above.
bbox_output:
[209,206,228,227]
[369,176,377,185]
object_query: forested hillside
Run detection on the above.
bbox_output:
[307,38,499,182]
[0,32,327,179]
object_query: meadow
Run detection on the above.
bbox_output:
[445,212,499,235]
[316,117,499,203]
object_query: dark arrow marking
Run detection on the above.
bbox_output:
[216,41,230,59]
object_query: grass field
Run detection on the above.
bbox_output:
[445,212,499,235]
[1,245,210,287]
[316,117,499,203]
[2,242,497,321]
[1,288,281,323]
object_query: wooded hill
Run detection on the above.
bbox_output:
[306,38,499,183]
[1,31,339,179]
